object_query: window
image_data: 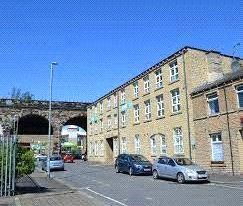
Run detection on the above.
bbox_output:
[98,141,101,156]
[121,111,126,127]
[155,69,163,88]
[114,93,118,108]
[211,133,224,162]
[150,136,157,156]
[145,100,151,120]
[144,76,150,93]
[94,123,98,134]
[107,97,111,110]
[107,115,112,130]
[173,127,184,154]
[94,106,97,114]
[114,114,118,128]
[89,142,93,156]
[94,141,98,156]
[121,90,126,104]
[170,60,179,82]
[236,85,243,108]
[100,101,103,113]
[100,119,103,132]
[121,137,127,154]
[133,81,139,98]
[114,138,119,156]
[171,88,181,113]
[100,140,104,156]
[134,104,140,123]
[134,134,141,154]
[160,135,167,155]
[156,95,164,117]
[207,92,219,115]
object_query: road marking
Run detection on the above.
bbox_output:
[85,187,128,206]
[212,184,243,190]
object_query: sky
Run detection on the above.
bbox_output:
[0,0,242,103]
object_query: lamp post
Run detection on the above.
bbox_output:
[47,62,58,178]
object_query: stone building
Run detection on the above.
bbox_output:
[87,46,242,166]
[191,68,243,175]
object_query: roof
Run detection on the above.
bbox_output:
[191,67,243,96]
[88,46,242,108]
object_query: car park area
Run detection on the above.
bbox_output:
[50,160,242,206]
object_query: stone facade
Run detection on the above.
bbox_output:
[87,46,240,166]
[0,99,89,153]
[191,70,243,175]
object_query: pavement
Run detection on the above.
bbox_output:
[0,163,242,206]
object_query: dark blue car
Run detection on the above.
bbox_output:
[115,154,152,176]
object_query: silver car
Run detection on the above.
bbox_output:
[42,155,64,171]
[152,156,209,183]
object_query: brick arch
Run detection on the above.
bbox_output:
[18,114,53,135]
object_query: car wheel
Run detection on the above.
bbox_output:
[129,167,133,176]
[153,170,159,179]
[177,172,185,184]
[115,165,120,173]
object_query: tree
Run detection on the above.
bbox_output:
[10,87,34,103]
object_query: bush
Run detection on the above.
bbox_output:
[15,146,35,178]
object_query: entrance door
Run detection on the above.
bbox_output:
[106,137,114,164]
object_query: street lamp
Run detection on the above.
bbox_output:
[47,62,58,178]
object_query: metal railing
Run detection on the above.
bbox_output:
[0,135,16,197]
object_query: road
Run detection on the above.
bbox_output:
[51,161,242,206]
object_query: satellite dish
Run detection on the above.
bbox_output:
[231,59,240,72]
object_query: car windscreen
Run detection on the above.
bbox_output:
[50,156,62,161]
[130,155,149,162]
[175,158,194,165]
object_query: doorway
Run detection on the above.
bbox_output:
[106,137,114,164]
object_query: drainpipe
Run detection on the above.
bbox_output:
[223,86,235,175]
[182,52,192,160]
[117,91,121,155]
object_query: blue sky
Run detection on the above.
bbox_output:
[0,0,242,102]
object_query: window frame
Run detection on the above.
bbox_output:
[156,95,164,117]
[169,60,179,82]
[121,90,126,105]
[143,75,150,94]
[236,84,243,108]
[134,104,140,123]
[133,81,139,98]
[173,127,184,154]
[155,69,163,89]
[171,88,181,113]
[134,134,141,154]
[121,137,127,154]
[207,92,219,115]
[144,100,152,121]
[150,136,157,156]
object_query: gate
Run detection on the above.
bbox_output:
[0,135,16,197]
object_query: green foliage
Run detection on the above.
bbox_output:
[15,146,35,177]
[11,87,34,102]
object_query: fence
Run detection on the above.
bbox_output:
[0,135,16,197]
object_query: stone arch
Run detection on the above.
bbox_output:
[63,115,87,132]
[18,114,53,135]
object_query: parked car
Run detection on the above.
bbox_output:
[42,155,64,171]
[115,154,152,176]
[63,153,74,163]
[152,156,209,183]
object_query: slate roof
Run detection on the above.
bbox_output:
[191,67,243,96]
